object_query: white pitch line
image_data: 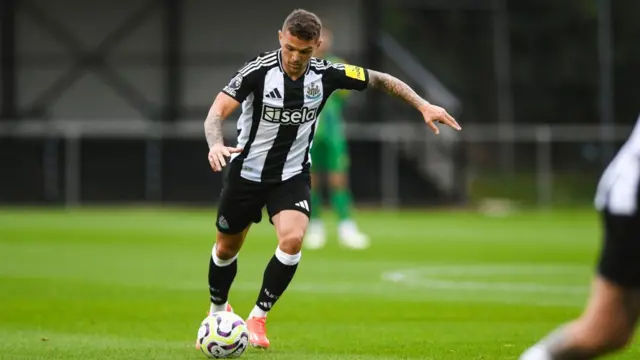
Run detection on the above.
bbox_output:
[380,264,591,295]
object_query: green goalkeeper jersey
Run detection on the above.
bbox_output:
[310,55,351,172]
[316,55,349,138]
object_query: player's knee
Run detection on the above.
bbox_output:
[277,227,304,254]
[214,243,238,261]
[311,173,321,189]
[214,233,243,260]
[328,173,347,189]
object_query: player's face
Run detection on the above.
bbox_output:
[278,30,321,77]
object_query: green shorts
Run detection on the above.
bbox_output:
[310,115,349,173]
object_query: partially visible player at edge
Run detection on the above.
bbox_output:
[520,113,640,359]
[305,26,370,250]
[198,9,461,350]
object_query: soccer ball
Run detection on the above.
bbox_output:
[197,311,249,358]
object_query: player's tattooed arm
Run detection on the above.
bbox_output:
[205,92,243,172]
[204,108,224,149]
[367,70,430,111]
[367,70,461,134]
[204,92,241,148]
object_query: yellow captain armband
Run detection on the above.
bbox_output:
[344,65,366,81]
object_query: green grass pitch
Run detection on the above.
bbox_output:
[1,207,638,359]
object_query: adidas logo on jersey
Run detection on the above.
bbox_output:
[261,105,318,125]
[265,88,282,99]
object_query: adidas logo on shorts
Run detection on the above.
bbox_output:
[295,200,309,211]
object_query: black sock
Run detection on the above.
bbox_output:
[208,256,237,305]
[255,253,299,311]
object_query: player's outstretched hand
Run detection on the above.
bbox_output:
[208,144,243,172]
[420,104,461,135]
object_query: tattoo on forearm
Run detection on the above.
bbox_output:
[204,111,224,149]
[368,70,428,110]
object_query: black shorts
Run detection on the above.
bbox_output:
[215,166,311,234]
[597,211,640,288]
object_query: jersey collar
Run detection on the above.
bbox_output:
[277,49,311,79]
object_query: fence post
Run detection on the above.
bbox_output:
[145,122,162,202]
[380,129,399,210]
[64,128,81,208]
[43,134,60,202]
[597,0,615,164]
[493,0,515,176]
[536,125,552,208]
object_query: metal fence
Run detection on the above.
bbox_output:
[0,119,631,209]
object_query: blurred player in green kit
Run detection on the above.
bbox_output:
[305,27,370,250]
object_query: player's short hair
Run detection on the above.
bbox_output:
[283,9,322,42]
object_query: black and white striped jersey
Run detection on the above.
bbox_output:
[595,113,640,215]
[221,49,369,183]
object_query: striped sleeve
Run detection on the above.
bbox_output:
[222,52,278,103]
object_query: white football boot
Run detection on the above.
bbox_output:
[338,220,370,250]
[304,220,326,250]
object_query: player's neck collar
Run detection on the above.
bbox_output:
[277,49,310,80]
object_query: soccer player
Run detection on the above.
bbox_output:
[519,114,640,359]
[200,9,460,350]
[305,27,370,250]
